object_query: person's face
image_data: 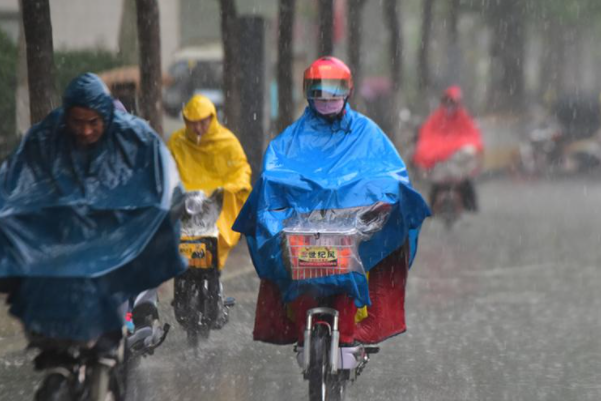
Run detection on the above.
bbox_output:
[441,97,459,115]
[66,107,105,146]
[185,116,212,142]
[312,98,345,117]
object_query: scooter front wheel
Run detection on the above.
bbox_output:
[186,280,212,347]
[307,326,346,401]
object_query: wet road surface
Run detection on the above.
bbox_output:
[1,177,601,400]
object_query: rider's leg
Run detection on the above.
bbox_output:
[331,294,357,345]
[356,246,408,343]
[428,184,439,210]
[460,179,478,212]
[252,279,297,344]
[290,295,319,345]
[0,277,20,296]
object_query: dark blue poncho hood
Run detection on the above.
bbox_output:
[0,73,186,340]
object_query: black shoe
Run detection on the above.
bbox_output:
[224,296,236,308]
[460,180,478,212]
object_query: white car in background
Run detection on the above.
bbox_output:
[163,44,224,119]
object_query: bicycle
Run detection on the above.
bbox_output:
[282,214,387,401]
[31,332,126,401]
[297,307,380,401]
[172,190,234,347]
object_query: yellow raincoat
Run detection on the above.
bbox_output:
[168,95,252,269]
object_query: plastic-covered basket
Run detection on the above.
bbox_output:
[282,228,363,280]
[178,190,222,269]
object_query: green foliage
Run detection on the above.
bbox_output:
[529,0,601,23]
[461,0,601,24]
[0,30,17,161]
[54,49,126,94]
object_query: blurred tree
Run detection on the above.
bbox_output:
[445,0,601,112]
[118,0,139,65]
[529,0,601,100]
[21,0,58,124]
[0,30,17,161]
[220,0,241,133]
[136,0,163,135]
[445,0,461,85]
[418,0,435,92]
[485,0,525,112]
[347,0,366,111]
[277,0,296,133]
[15,2,29,135]
[447,0,459,50]
[318,0,334,56]
[538,18,568,103]
[383,0,403,146]
[237,16,266,184]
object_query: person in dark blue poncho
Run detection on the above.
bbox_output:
[233,57,430,346]
[0,73,187,342]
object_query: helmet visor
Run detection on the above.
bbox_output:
[304,79,351,100]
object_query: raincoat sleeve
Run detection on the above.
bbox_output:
[222,139,252,194]
[217,139,251,268]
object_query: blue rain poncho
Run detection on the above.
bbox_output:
[233,105,430,307]
[0,73,187,340]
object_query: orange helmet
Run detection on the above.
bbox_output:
[303,57,353,100]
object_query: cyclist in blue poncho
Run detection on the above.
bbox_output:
[234,57,430,346]
[0,73,186,343]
